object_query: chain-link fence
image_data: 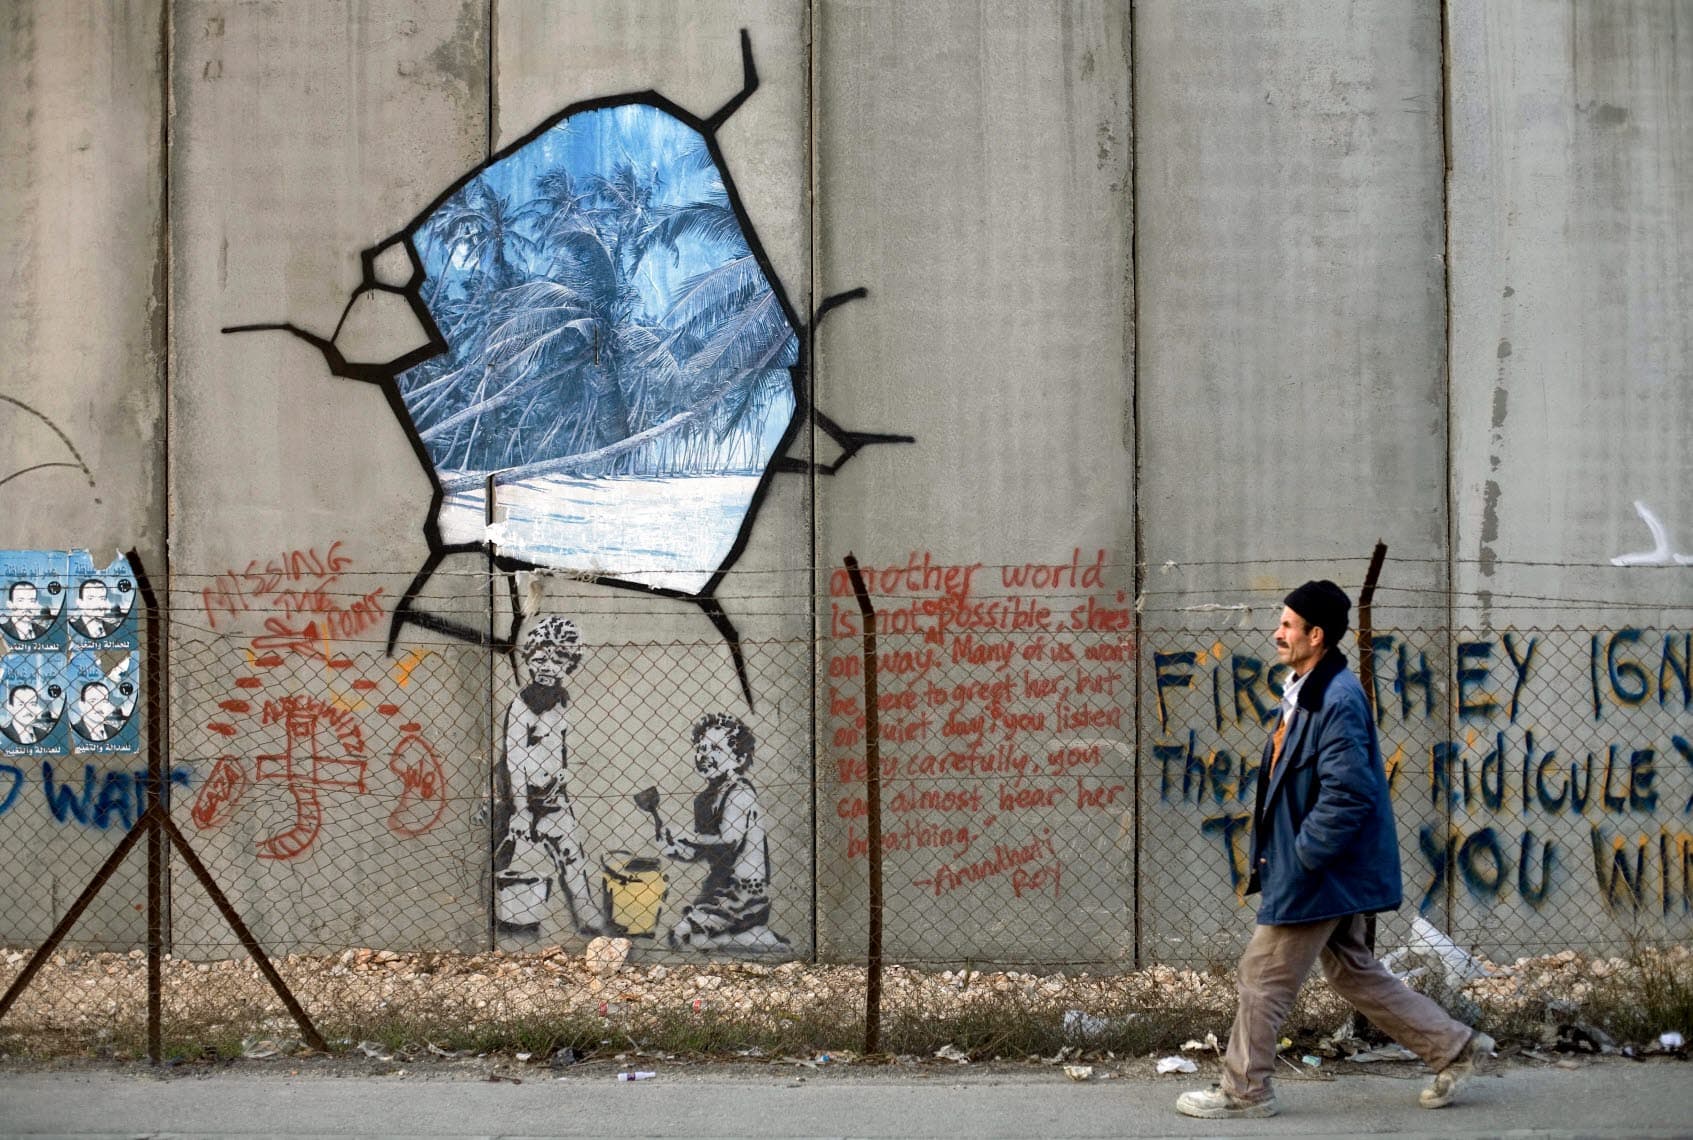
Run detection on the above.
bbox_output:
[1,552,1688,1059]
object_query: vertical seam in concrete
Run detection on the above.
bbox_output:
[486,0,498,156]
[158,0,175,955]
[1438,0,1457,936]
[1126,0,1143,971]
[159,0,172,604]
[484,0,499,954]
[805,0,821,965]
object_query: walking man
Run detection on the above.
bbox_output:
[1178,580,1493,1120]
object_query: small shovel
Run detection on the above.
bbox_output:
[632,785,664,843]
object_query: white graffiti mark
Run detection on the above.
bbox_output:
[1610,501,1693,567]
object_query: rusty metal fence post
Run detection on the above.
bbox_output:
[1356,540,1388,723]
[1356,542,1387,969]
[842,554,882,1055]
[136,550,165,1062]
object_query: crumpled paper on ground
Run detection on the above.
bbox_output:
[239,1035,297,1059]
[1346,1043,1417,1063]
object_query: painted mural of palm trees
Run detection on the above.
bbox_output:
[397,105,798,483]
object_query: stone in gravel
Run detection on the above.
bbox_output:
[585,937,631,975]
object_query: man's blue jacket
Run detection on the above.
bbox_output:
[1245,648,1403,924]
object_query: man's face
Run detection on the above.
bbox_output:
[80,684,113,725]
[1274,606,1324,676]
[9,583,37,618]
[77,581,108,615]
[693,725,738,780]
[8,687,41,731]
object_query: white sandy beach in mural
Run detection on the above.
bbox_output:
[440,472,767,594]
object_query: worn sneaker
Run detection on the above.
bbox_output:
[1420,1031,1495,1108]
[1176,1085,1280,1119]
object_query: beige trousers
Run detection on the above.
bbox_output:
[1221,914,1472,1103]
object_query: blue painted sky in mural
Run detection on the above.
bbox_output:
[394,103,800,589]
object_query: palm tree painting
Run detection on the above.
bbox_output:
[223,32,912,704]
[401,104,800,594]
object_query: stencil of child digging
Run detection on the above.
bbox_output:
[491,616,602,940]
[637,713,790,956]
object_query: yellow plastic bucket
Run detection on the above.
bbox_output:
[601,852,666,937]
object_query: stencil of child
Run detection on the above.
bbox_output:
[492,616,600,939]
[659,713,790,955]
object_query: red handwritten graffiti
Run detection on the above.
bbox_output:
[190,755,249,829]
[247,592,386,663]
[199,541,386,660]
[258,783,325,862]
[201,543,352,627]
[258,695,365,758]
[387,729,447,839]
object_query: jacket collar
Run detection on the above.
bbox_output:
[1292,648,1347,712]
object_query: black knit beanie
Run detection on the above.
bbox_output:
[1283,580,1350,648]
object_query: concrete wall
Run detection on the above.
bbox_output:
[0,1,167,946]
[1,0,1688,968]
[1444,0,1693,955]
[813,0,1134,964]
[1134,0,1449,962]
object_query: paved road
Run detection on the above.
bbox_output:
[1,1055,1688,1139]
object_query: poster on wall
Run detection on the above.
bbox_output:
[0,550,143,758]
[0,550,68,651]
[65,551,139,650]
[0,652,68,757]
[63,649,141,754]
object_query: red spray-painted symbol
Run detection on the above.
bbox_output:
[190,755,249,830]
[251,698,368,861]
[387,725,447,839]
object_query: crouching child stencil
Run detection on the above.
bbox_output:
[642,712,789,956]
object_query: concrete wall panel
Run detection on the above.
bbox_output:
[1450,0,1693,620]
[0,2,166,947]
[486,0,817,959]
[1134,0,1448,964]
[0,0,166,563]
[814,0,1134,965]
[170,0,487,578]
[168,0,491,955]
[1447,0,1693,954]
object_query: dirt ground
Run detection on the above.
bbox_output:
[2,940,1688,1065]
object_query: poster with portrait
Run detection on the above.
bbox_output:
[0,652,68,757]
[65,551,139,650]
[0,550,68,651]
[63,650,141,755]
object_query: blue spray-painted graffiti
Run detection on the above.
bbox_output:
[1152,629,1693,924]
[0,760,192,832]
